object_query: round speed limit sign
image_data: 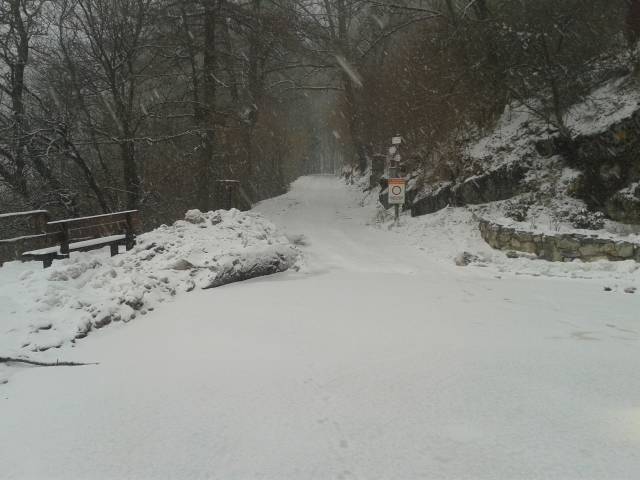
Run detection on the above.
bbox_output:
[388,178,406,205]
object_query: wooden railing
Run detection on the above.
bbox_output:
[0,210,52,265]
[1,209,141,268]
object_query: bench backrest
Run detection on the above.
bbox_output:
[47,210,141,254]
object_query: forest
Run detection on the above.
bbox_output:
[0,0,636,227]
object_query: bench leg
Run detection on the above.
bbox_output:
[125,239,135,251]
[110,244,119,257]
[43,257,53,269]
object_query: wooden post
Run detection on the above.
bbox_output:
[124,212,135,250]
[33,211,49,233]
[60,225,70,255]
[226,184,233,210]
[371,154,385,189]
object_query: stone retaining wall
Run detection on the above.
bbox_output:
[479,219,640,262]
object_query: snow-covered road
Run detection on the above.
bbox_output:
[2,176,640,479]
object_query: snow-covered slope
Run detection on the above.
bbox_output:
[411,74,640,240]
[0,208,298,362]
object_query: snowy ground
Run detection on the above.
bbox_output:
[1,176,640,479]
[381,203,640,284]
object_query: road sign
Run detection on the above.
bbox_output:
[388,178,406,205]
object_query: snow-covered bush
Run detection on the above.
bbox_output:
[503,197,533,222]
[568,209,606,230]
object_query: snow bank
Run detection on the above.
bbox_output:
[369,200,640,285]
[0,209,299,360]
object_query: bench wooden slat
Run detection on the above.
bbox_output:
[23,234,127,257]
[47,210,139,227]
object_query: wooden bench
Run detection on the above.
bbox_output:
[21,210,141,268]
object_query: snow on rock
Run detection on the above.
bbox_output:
[469,76,640,169]
[0,209,299,360]
[372,202,640,284]
[566,75,640,137]
[467,104,543,168]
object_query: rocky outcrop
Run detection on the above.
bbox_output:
[553,109,640,220]
[605,184,640,223]
[411,162,527,217]
[479,220,640,262]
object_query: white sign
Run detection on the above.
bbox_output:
[388,178,406,205]
[392,136,403,145]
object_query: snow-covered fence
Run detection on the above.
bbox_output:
[0,210,51,266]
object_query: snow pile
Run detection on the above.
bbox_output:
[0,209,299,359]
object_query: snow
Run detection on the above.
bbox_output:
[618,181,640,200]
[335,55,363,88]
[0,210,48,219]
[467,104,541,168]
[465,74,640,177]
[566,75,640,137]
[1,177,639,479]
[0,208,297,361]
[446,75,640,244]
[383,203,640,283]
[0,233,47,244]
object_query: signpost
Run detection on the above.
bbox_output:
[388,135,406,226]
[388,177,406,226]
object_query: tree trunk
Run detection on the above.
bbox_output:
[627,0,640,46]
[198,0,218,211]
[336,0,367,173]
[9,0,29,198]
[121,139,140,210]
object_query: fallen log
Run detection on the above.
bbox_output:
[0,356,98,367]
